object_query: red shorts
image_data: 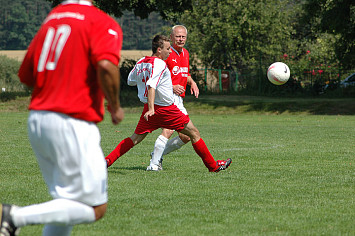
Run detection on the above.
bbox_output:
[135,104,190,134]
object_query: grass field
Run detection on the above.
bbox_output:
[0,96,354,235]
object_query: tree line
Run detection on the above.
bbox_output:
[1,0,354,95]
[0,0,170,50]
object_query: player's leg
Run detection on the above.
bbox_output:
[162,95,190,156]
[162,132,190,156]
[11,199,97,227]
[149,95,189,167]
[106,107,153,167]
[106,132,148,167]
[148,128,173,170]
[43,225,73,236]
[1,111,109,234]
[179,120,231,172]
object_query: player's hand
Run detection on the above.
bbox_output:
[190,82,199,98]
[144,110,154,121]
[173,85,185,96]
[110,106,124,125]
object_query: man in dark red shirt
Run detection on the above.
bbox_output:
[1,1,123,235]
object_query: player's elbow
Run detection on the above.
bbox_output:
[127,80,136,86]
[97,60,118,76]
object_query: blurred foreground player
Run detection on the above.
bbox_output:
[105,35,232,172]
[0,0,123,235]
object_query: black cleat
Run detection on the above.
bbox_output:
[0,204,20,236]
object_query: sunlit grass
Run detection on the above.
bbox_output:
[1,107,354,235]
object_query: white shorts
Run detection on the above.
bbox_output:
[173,94,188,115]
[27,110,107,206]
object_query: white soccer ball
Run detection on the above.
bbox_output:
[267,62,290,85]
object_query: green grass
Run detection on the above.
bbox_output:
[0,96,354,235]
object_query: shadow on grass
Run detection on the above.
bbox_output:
[184,95,355,115]
[108,166,146,173]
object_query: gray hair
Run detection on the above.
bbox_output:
[171,25,188,35]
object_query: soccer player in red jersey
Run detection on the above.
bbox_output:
[105,35,231,172]
[0,1,123,235]
[148,25,200,170]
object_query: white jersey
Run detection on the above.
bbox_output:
[128,56,174,106]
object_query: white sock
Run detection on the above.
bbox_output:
[151,135,168,166]
[12,199,96,227]
[43,225,73,236]
[163,136,186,156]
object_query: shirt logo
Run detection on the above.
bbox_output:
[172,59,177,63]
[172,66,180,75]
[108,29,118,38]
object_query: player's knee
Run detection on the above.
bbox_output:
[130,133,146,146]
[179,133,190,143]
[93,203,107,221]
[162,129,174,138]
[184,124,200,142]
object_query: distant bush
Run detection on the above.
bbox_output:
[0,55,27,92]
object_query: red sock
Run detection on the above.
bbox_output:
[192,138,217,171]
[106,137,134,167]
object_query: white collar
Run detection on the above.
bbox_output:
[62,0,92,6]
[171,47,184,56]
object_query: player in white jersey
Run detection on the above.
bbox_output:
[128,57,174,107]
[105,35,232,173]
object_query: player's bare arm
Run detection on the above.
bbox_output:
[144,86,155,121]
[97,59,124,125]
[187,76,199,98]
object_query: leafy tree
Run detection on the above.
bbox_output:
[0,0,51,49]
[180,0,296,72]
[47,0,192,20]
[302,0,355,69]
[116,11,171,50]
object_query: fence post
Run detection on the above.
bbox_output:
[235,72,238,91]
[218,69,222,92]
[258,53,262,94]
[204,66,208,92]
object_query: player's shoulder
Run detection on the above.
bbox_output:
[139,56,165,66]
[154,57,168,69]
[90,7,117,25]
[182,48,190,56]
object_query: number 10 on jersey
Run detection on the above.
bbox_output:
[37,25,71,72]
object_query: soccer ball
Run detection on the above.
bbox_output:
[267,62,290,85]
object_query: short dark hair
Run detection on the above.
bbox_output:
[152,35,170,53]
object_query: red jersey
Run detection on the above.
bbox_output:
[165,47,191,98]
[18,1,122,123]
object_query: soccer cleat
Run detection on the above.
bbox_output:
[213,158,232,172]
[0,204,20,236]
[146,164,160,171]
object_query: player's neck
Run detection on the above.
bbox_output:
[63,0,93,5]
[172,45,183,53]
[151,53,162,60]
